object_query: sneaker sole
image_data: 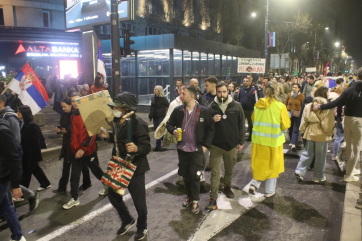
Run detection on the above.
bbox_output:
[118,220,136,236]
[62,202,80,210]
[37,185,51,192]
[264,192,275,198]
[135,230,148,240]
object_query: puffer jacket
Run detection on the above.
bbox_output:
[299,97,335,142]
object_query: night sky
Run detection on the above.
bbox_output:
[337,0,362,68]
[266,0,362,70]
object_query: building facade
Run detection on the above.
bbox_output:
[0,0,82,84]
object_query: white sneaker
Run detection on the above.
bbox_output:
[63,198,80,210]
[36,185,51,192]
[344,175,359,182]
[12,197,24,202]
[99,186,108,196]
[312,177,326,183]
[10,236,26,241]
[264,192,275,198]
[352,169,361,176]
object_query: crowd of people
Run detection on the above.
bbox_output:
[0,68,361,241]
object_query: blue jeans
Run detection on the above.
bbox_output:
[289,116,301,145]
[333,122,344,157]
[250,178,277,194]
[295,140,328,179]
[0,183,23,240]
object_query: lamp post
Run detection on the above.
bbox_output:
[264,0,269,74]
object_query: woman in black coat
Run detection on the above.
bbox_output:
[148,85,169,151]
[18,105,51,191]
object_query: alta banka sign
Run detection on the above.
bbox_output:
[15,44,81,58]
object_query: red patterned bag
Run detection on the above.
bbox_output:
[101,156,136,195]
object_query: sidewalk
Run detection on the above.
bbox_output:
[340,181,362,241]
[37,104,361,241]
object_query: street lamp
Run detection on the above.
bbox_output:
[334,41,341,48]
[251,12,257,18]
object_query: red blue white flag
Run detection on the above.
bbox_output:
[8,62,49,114]
[97,40,107,82]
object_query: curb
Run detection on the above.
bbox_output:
[340,181,361,241]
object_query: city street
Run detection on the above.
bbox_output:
[0,130,346,241]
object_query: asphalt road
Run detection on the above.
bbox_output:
[0,138,346,241]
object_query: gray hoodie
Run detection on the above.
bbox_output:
[0,106,21,145]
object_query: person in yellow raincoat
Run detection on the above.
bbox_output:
[248,81,291,197]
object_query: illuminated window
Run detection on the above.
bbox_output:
[0,8,4,26]
[42,11,50,28]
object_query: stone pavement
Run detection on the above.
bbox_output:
[36,104,361,241]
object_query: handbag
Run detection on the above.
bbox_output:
[101,155,137,195]
[101,113,137,195]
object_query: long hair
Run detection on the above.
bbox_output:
[314,86,328,99]
[19,105,34,123]
[154,85,165,97]
[264,81,279,101]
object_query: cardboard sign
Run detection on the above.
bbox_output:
[237,58,266,73]
[76,90,113,136]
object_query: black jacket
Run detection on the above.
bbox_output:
[166,103,215,148]
[321,81,362,117]
[209,100,246,151]
[0,119,22,188]
[148,96,169,119]
[110,115,151,175]
[21,121,44,162]
[59,112,73,161]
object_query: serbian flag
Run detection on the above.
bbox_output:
[8,63,49,115]
[97,40,107,82]
[324,62,330,76]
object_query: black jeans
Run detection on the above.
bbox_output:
[108,173,147,230]
[70,153,103,200]
[21,159,50,188]
[58,157,91,191]
[177,148,204,201]
[244,109,254,136]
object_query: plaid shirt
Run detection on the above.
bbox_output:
[177,105,198,152]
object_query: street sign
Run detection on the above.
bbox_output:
[237,58,266,73]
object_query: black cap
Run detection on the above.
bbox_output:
[108,92,138,111]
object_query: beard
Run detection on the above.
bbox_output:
[217,96,227,103]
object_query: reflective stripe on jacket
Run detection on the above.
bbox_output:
[252,100,286,147]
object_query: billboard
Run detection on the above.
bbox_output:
[14,43,81,58]
[237,58,266,74]
[65,0,130,29]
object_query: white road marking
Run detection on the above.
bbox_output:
[188,183,266,241]
[38,169,179,241]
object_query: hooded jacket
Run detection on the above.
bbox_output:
[300,97,335,142]
[0,106,21,145]
[0,119,22,188]
[209,95,246,151]
[110,115,151,175]
[320,81,362,117]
